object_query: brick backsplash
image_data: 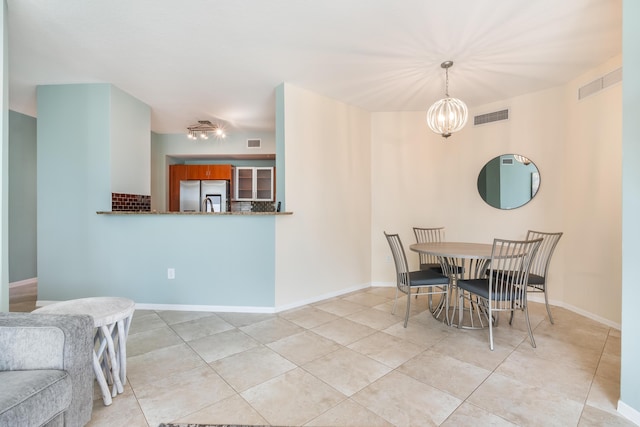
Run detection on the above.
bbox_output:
[112,193,151,212]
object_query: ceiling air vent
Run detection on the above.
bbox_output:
[247,138,261,149]
[578,67,622,100]
[501,157,514,165]
[474,109,509,126]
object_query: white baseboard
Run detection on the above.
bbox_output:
[37,300,277,314]
[527,294,621,330]
[9,277,38,288]
[135,303,277,314]
[38,283,372,314]
[36,283,622,327]
[370,281,395,288]
[617,400,640,425]
[274,282,371,312]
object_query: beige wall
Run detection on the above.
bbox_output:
[371,56,622,326]
[563,55,622,323]
[371,88,566,283]
[275,83,372,308]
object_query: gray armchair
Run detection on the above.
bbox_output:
[0,312,94,427]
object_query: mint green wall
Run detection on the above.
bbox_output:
[8,111,37,282]
[0,0,8,312]
[37,84,112,299]
[620,0,640,416]
[111,85,150,195]
[36,84,275,307]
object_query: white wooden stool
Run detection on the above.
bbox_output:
[34,297,135,406]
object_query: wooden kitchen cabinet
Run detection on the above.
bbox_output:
[234,167,274,201]
[185,164,233,180]
[186,165,206,179]
[169,165,188,211]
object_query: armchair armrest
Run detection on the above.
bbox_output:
[0,312,94,426]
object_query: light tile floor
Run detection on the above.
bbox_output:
[84,287,634,427]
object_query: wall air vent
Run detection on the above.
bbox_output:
[578,67,622,100]
[474,109,509,126]
[247,139,261,149]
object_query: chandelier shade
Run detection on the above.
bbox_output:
[426,61,468,139]
[513,154,531,165]
[426,97,468,138]
[187,120,226,140]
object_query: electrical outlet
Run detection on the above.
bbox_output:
[167,268,175,279]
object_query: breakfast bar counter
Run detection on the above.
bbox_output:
[97,211,293,216]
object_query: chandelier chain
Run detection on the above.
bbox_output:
[445,67,450,97]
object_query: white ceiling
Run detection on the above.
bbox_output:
[7,0,622,134]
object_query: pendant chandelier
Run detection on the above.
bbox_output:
[426,61,468,139]
[187,120,226,140]
[513,154,531,165]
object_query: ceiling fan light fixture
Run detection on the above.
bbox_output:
[426,61,468,139]
[187,120,226,140]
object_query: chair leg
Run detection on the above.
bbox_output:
[457,288,464,329]
[488,306,495,351]
[391,286,399,315]
[444,288,450,325]
[404,291,411,328]
[543,287,554,324]
[509,300,515,325]
[524,305,536,348]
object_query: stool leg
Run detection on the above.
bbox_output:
[116,318,128,386]
[93,350,112,406]
[101,324,124,395]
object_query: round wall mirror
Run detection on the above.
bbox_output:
[477,154,540,210]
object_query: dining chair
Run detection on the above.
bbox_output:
[412,227,445,272]
[525,230,563,324]
[456,237,543,351]
[413,226,465,317]
[384,232,450,327]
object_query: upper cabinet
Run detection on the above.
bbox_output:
[234,167,274,201]
[187,164,233,180]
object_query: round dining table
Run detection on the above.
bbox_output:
[409,241,495,329]
[409,242,494,259]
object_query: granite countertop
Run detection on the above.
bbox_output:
[97,211,292,215]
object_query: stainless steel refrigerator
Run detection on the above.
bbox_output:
[179,180,228,212]
[201,180,228,212]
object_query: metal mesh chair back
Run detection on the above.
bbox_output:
[457,237,542,350]
[525,230,563,287]
[413,227,444,269]
[488,238,543,311]
[384,232,411,293]
[385,231,450,327]
[525,230,563,323]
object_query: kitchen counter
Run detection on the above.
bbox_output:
[97,211,292,215]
